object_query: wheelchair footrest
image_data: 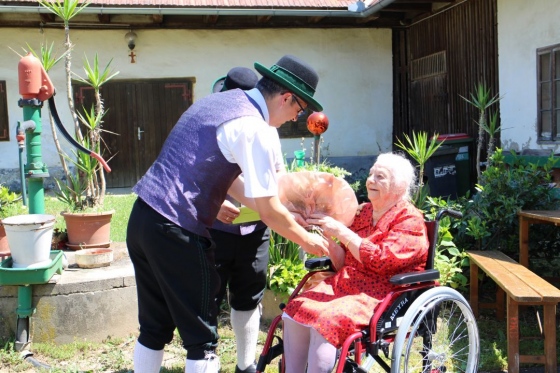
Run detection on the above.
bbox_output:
[256,337,283,371]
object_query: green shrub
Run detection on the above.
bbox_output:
[0,185,23,219]
[423,197,469,291]
[455,149,560,259]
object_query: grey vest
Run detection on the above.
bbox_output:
[133,89,262,238]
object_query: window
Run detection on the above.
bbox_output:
[0,81,9,141]
[278,113,314,139]
[537,43,560,142]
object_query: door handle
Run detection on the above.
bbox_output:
[138,127,144,140]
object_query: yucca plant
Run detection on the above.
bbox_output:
[72,53,119,207]
[36,0,119,211]
[395,131,444,209]
[481,110,500,162]
[460,82,501,183]
[38,0,90,142]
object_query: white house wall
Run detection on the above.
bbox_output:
[0,27,392,175]
[498,0,560,152]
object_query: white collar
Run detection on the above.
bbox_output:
[245,88,270,124]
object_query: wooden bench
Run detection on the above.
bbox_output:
[467,250,560,373]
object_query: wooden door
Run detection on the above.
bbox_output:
[74,79,193,188]
[409,51,449,134]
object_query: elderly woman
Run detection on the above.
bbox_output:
[282,152,429,373]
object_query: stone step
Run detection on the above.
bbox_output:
[0,243,139,344]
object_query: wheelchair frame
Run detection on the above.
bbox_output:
[257,209,479,373]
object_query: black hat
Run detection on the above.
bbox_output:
[254,54,322,112]
[212,67,258,93]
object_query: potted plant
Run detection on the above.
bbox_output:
[0,185,23,259]
[36,0,119,250]
[54,163,115,250]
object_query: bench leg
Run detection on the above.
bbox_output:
[496,286,505,321]
[470,262,479,318]
[507,297,519,373]
[543,303,557,373]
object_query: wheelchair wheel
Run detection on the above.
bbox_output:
[391,287,479,373]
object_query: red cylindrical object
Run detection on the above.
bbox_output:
[18,52,54,101]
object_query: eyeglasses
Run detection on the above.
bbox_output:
[291,94,307,118]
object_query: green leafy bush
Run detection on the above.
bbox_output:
[0,185,23,219]
[423,197,469,291]
[455,149,560,259]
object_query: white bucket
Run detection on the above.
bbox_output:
[1,214,55,268]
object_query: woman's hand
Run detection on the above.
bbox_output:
[326,237,345,270]
[216,200,241,224]
[306,213,344,239]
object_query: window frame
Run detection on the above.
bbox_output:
[0,81,9,142]
[537,43,560,143]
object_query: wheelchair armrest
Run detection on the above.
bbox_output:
[389,269,440,285]
[305,257,333,271]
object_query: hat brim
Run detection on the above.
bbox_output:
[211,76,226,93]
[254,62,323,112]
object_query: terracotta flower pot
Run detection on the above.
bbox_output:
[61,210,115,250]
[0,223,10,261]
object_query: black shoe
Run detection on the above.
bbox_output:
[235,363,256,373]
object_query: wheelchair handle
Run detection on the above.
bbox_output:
[435,208,463,221]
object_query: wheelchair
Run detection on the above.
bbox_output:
[257,209,479,373]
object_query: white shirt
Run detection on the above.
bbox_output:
[217,88,284,198]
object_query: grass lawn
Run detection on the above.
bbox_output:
[0,193,556,372]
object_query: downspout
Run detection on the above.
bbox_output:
[0,0,396,18]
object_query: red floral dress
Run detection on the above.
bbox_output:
[283,200,429,348]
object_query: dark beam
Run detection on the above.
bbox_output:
[256,15,272,23]
[151,14,163,24]
[356,14,380,25]
[203,14,219,24]
[98,13,110,23]
[39,13,55,23]
[308,16,325,24]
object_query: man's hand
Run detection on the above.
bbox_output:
[216,200,241,224]
[301,232,329,257]
[291,212,309,228]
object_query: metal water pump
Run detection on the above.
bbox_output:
[0,52,110,358]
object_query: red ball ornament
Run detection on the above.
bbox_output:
[306,112,329,135]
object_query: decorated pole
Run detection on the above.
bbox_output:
[306,112,329,165]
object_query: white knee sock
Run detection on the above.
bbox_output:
[133,340,164,373]
[185,351,221,373]
[231,306,261,370]
[307,328,337,373]
[282,314,311,373]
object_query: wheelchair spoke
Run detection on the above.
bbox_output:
[391,288,479,373]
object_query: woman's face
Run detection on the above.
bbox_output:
[366,163,393,203]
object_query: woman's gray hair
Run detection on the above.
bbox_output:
[375,152,417,201]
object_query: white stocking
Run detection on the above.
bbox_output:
[133,340,164,373]
[282,314,311,373]
[307,328,337,373]
[185,351,221,373]
[231,306,261,370]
